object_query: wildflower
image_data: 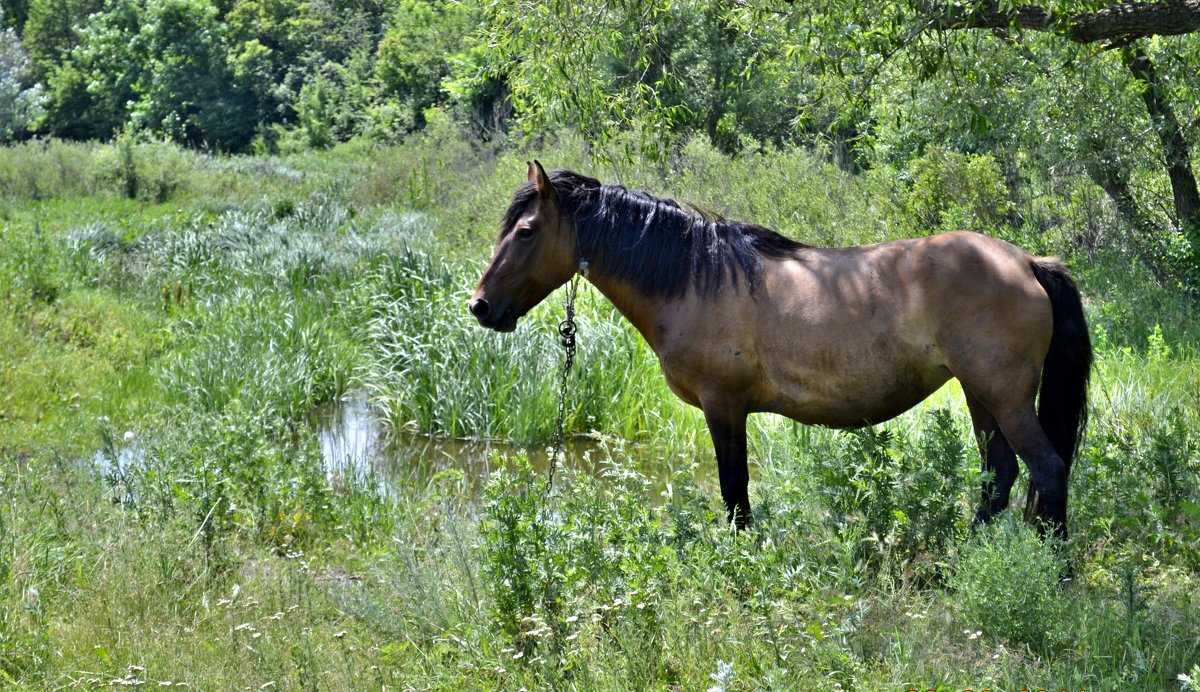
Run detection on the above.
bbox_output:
[124,430,136,443]
[707,659,735,692]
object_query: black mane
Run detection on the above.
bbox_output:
[501,170,810,298]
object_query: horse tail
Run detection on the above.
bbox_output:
[1030,259,1093,474]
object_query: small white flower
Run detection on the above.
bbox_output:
[124,430,136,443]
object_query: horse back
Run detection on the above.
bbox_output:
[745,231,1054,426]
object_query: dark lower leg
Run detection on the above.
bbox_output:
[997,409,1070,542]
[979,432,1018,521]
[967,397,1019,524]
[705,411,750,528]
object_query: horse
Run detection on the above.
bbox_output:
[469,161,1092,540]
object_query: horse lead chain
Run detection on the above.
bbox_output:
[548,263,586,492]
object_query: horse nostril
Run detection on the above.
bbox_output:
[469,298,491,319]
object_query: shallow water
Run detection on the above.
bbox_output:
[310,393,704,497]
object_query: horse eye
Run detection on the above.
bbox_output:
[516,227,535,240]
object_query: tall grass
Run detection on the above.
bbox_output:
[361,247,700,444]
[2,133,1198,688]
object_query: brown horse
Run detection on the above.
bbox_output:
[470,161,1092,539]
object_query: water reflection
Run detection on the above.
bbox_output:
[311,393,707,498]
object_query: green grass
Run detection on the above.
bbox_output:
[1,135,1198,688]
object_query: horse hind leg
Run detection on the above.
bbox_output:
[965,393,1019,524]
[990,406,1070,542]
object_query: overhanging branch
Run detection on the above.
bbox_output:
[919,0,1200,44]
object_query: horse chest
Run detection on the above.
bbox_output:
[653,330,760,409]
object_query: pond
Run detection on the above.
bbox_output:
[311,392,714,499]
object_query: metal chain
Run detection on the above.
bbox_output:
[547,263,586,492]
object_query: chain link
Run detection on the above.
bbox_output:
[547,265,585,492]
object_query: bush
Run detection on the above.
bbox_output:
[480,456,673,671]
[904,148,1014,232]
[810,408,977,577]
[949,516,1067,654]
[101,404,336,557]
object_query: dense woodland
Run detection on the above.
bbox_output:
[2,0,1200,281]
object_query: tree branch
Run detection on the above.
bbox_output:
[919,0,1200,44]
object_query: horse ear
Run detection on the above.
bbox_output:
[531,160,556,201]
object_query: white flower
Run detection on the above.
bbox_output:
[707,659,734,692]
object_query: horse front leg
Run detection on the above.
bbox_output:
[703,409,751,529]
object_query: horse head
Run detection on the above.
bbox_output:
[469,161,578,332]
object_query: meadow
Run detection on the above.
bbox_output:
[2,130,1199,689]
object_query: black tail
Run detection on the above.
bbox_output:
[1030,260,1093,473]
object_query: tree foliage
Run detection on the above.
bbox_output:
[3,0,1200,279]
[0,6,42,140]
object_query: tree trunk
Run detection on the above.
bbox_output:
[1123,46,1200,253]
[920,0,1200,44]
[1086,160,1143,230]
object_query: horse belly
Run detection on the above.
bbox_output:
[757,341,952,428]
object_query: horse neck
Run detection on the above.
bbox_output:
[582,267,665,351]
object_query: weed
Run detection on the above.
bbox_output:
[949,516,1068,655]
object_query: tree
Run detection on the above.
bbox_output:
[2,0,29,33]
[481,0,1200,279]
[130,0,248,147]
[911,0,1200,271]
[21,0,102,74]
[374,0,492,133]
[40,0,143,140]
[0,6,43,140]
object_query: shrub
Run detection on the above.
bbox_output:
[480,456,674,669]
[101,403,336,557]
[905,148,1014,232]
[810,408,976,577]
[948,516,1067,654]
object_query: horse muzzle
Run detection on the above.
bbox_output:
[468,297,519,332]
